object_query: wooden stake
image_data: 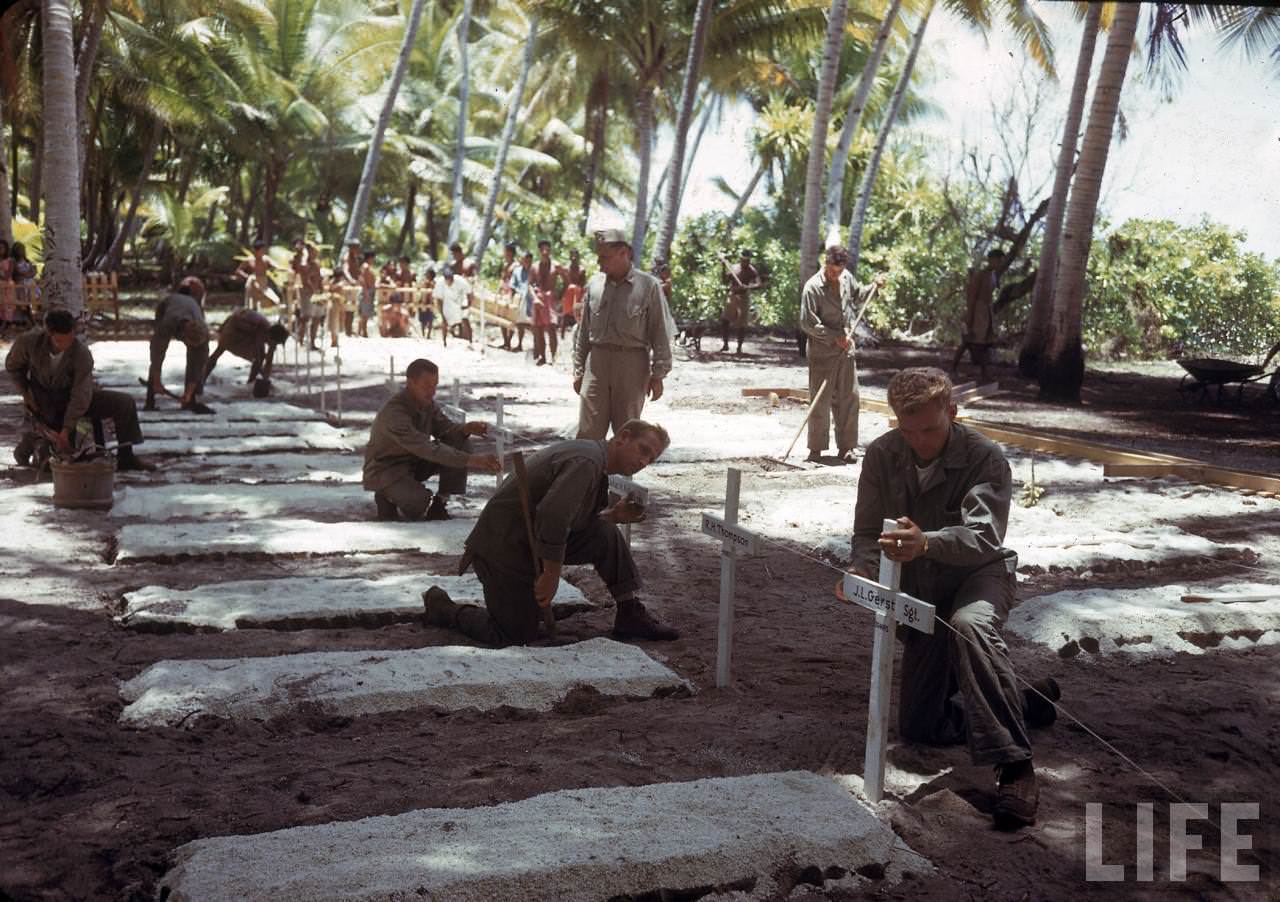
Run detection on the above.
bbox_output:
[715,468,742,688]
[494,396,506,491]
[782,379,829,462]
[864,517,901,804]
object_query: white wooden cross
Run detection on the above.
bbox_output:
[386,355,397,394]
[492,395,511,490]
[841,518,937,803]
[700,468,761,688]
[608,474,649,549]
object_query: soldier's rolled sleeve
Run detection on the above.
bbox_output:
[5,337,31,394]
[533,458,599,562]
[384,404,471,468]
[429,406,469,448]
[646,283,672,379]
[922,456,1012,567]
[851,445,890,573]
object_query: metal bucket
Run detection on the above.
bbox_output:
[50,458,116,510]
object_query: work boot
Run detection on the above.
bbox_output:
[805,450,823,463]
[374,492,399,521]
[611,599,679,642]
[422,587,460,628]
[1023,677,1061,729]
[182,399,216,415]
[14,432,35,467]
[836,448,858,464]
[425,496,452,521]
[993,759,1038,830]
[116,448,155,472]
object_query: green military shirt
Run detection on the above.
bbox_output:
[5,327,95,430]
[362,390,470,492]
[853,421,1017,598]
[799,269,874,362]
[572,266,672,381]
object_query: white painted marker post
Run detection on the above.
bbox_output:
[319,353,327,413]
[840,518,937,803]
[453,378,462,408]
[608,474,649,549]
[335,354,343,426]
[387,355,396,394]
[701,468,763,688]
[479,293,487,357]
[304,343,311,396]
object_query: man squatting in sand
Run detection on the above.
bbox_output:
[203,308,290,397]
[843,367,1059,829]
[363,358,501,521]
[424,419,679,645]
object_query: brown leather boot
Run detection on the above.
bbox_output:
[994,759,1038,830]
[374,492,399,521]
[421,587,460,628]
[611,599,679,641]
[1023,678,1060,729]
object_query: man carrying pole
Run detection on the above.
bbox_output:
[847,367,1057,829]
[798,245,883,464]
[719,248,762,355]
[423,419,678,645]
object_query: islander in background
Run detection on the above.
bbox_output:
[234,240,280,311]
[952,248,1005,382]
[417,267,437,339]
[297,241,325,350]
[560,248,586,340]
[147,277,212,414]
[357,250,377,338]
[496,242,518,350]
[720,248,762,354]
[532,238,564,365]
[436,266,473,347]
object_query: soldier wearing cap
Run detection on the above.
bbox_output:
[572,228,673,439]
[720,248,762,354]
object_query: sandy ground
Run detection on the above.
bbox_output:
[1,330,1278,901]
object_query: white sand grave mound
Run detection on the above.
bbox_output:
[1009,581,1280,657]
[118,573,593,631]
[111,483,381,520]
[159,771,928,902]
[142,423,354,455]
[119,637,687,727]
[141,420,337,439]
[134,452,362,484]
[137,400,324,423]
[114,517,475,562]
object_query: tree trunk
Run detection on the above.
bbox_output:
[1019,2,1101,378]
[176,144,199,204]
[1039,3,1140,402]
[798,0,850,296]
[102,118,162,273]
[629,84,656,260]
[344,0,429,248]
[0,90,11,241]
[822,0,901,240]
[394,178,417,257]
[677,94,716,210]
[40,0,85,315]
[579,72,608,234]
[75,0,107,190]
[474,11,539,270]
[653,0,714,266]
[447,0,474,247]
[426,192,439,261]
[261,156,283,246]
[846,0,932,275]
[730,157,767,223]
[31,116,44,223]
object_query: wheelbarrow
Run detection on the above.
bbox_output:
[1176,339,1280,405]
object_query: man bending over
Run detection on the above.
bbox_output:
[423,418,679,645]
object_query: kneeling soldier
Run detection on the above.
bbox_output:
[363,358,500,521]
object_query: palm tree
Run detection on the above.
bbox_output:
[473,10,540,269]
[821,0,903,239]
[652,0,714,266]
[845,0,931,275]
[797,0,850,295]
[40,0,84,316]
[1019,2,1102,378]
[344,0,431,248]
[1039,2,1141,401]
[0,89,11,242]
[447,0,475,247]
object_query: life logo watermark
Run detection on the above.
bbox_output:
[1085,802,1263,882]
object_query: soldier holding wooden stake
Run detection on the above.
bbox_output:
[844,367,1058,829]
[423,419,678,645]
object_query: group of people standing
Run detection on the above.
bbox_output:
[0,239,40,336]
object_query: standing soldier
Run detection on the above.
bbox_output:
[799,244,884,464]
[719,248,762,354]
[572,228,672,440]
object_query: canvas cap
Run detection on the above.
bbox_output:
[593,227,630,245]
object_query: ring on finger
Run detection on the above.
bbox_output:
[895,538,903,549]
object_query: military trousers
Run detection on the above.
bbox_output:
[807,352,859,453]
[456,519,641,646]
[376,453,468,519]
[576,345,650,440]
[897,559,1031,766]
